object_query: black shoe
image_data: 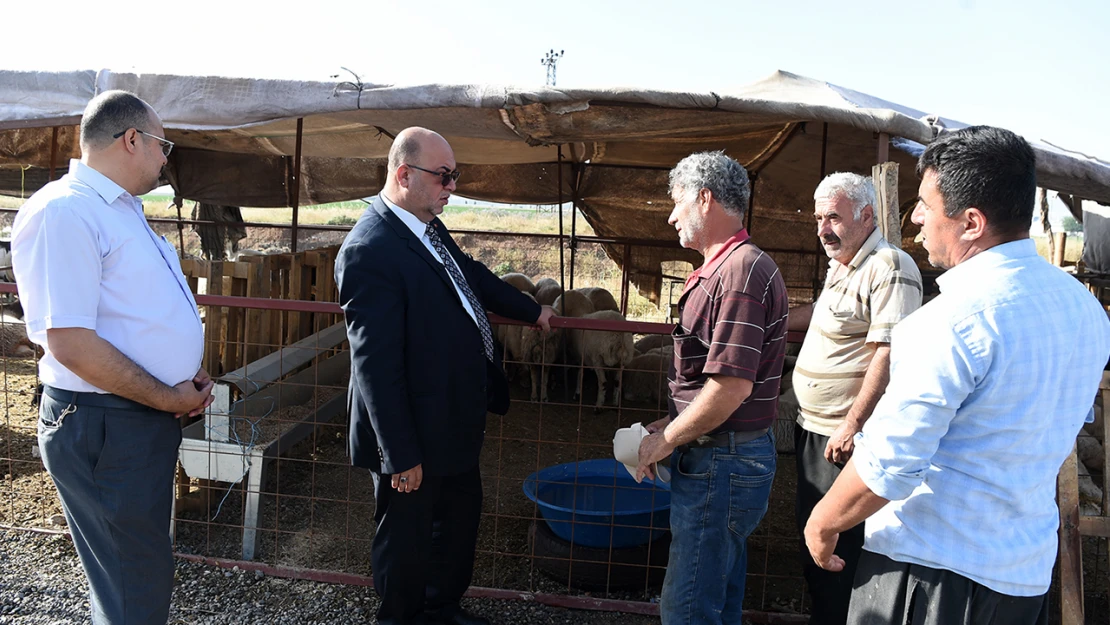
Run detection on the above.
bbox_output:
[426,606,491,625]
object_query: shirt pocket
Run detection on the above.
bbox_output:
[671,324,705,381]
[816,305,868,341]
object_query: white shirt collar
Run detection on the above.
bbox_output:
[935,239,1038,293]
[69,159,133,208]
[381,194,430,240]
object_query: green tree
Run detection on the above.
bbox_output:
[1059,215,1082,233]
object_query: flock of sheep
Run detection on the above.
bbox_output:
[496,273,666,411]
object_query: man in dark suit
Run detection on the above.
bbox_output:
[336,127,554,625]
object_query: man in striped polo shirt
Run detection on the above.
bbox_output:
[636,151,789,625]
[788,173,922,625]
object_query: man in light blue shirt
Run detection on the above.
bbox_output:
[803,126,1110,625]
[12,91,213,625]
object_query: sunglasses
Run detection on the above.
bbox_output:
[407,164,461,187]
[113,128,175,157]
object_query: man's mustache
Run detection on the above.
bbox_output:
[822,234,841,246]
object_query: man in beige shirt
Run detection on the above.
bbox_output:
[787,172,922,625]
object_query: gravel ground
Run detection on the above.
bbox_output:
[0,529,664,625]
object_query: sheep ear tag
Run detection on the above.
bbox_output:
[613,423,671,483]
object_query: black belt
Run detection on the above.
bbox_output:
[679,427,769,451]
[43,385,159,413]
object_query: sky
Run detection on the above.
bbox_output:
[3,0,1106,159]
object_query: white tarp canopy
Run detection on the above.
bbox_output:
[3,68,1107,295]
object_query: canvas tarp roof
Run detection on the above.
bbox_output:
[3,69,1108,299]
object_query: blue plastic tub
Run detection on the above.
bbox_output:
[522,459,671,549]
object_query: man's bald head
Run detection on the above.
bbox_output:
[387,127,450,174]
[80,90,157,152]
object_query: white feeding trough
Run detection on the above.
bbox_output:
[178,321,349,560]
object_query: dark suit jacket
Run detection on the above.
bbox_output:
[335,196,541,476]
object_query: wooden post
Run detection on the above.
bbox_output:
[224,262,248,373]
[290,118,304,253]
[245,257,266,364]
[871,162,901,248]
[203,261,224,376]
[876,132,889,164]
[1053,232,1067,267]
[1057,444,1084,625]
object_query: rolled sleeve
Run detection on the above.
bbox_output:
[15,204,102,337]
[854,315,979,501]
[702,291,764,380]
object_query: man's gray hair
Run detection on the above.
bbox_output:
[80,91,154,150]
[668,151,751,219]
[814,172,875,221]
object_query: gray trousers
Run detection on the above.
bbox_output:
[38,386,182,625]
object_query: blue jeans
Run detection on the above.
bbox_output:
[661,432,776,625]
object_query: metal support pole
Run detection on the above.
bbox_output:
[174,196,186,259]
[290,118,304,253]
[557,146,565,290]
[48,127,59,181]
[568,163,581,290]
[619,243,631,315]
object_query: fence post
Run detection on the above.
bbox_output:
[1057,444,1084,625]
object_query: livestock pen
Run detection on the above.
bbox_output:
[0,241,1107,624]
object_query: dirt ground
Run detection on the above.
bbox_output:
[3,348,1108,621]
[167,364,810,615]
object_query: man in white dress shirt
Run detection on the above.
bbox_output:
[803,125,1110,625]
[12,90,213,625]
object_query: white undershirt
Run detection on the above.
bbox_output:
[380,195,480,327]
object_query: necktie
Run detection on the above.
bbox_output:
[425,223,496,362]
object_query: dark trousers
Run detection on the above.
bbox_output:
[38,386,182,625]
[795,424,865,625]
[848,550,1049,625]
[370,464,483,625]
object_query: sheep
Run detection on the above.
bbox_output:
[0,313,35,358]
[552,289,594,319]
[622,349,671,406]
[568,309,635,411]
[634,333,673,355]
[534,278,563,306]
[495,293,528,382]
[1084,402,1103,443]
[500,272,536,295]
[1077,434,1104,472]
[519,322,561,402]
[573,287,619,312]
[232,249,265,261]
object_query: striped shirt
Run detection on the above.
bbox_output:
[793,228,922,435]
[854,239,1110,596]
[668,229,789,432]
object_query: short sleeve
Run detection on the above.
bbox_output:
[865,250,923,344]
[14,204,102,335]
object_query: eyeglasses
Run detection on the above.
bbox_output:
[406,164,461,187]
[112,128,175,157]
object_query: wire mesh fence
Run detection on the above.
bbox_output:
[0,248,1107,624]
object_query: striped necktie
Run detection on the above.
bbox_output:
[425,223,495,362]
